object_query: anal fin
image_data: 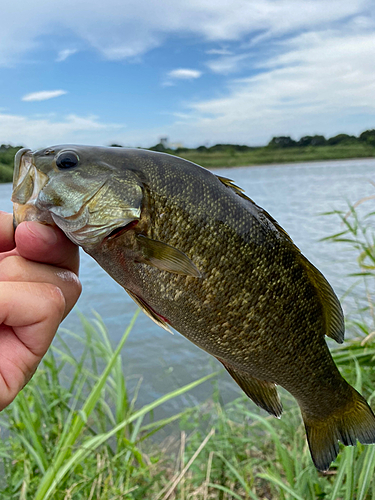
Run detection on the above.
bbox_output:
[218,359,282,417]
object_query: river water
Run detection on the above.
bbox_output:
[1,158,375,414]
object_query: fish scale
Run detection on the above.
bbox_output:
[12,144,375,472]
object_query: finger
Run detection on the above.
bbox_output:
[15,221,80,275]
[0,255,82,318]
[0,212,15,252]
[0,281,65,410]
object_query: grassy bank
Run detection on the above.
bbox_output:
[0,145,22,182]
[1,202,375,498]
[1,311,375,499]
[173,143,375,169]
[2,142,375,184]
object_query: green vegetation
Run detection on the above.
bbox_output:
[2,128,375,182]
[1,201,375,498]
[149,129,375,168]
[0,145,23,182]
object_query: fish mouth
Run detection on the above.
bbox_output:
[12,148,51,227]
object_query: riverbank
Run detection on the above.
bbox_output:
[1,309,374,499]
[2,142,375,183]
[173,143,375,169]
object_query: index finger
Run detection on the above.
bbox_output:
[15,221,80,275]
[0,212,15,252]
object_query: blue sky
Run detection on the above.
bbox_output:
[1,0,375,149]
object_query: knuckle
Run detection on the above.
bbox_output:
[0,255,25,281]
[43,283,66,318]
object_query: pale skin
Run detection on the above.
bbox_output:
[0,211,81,411]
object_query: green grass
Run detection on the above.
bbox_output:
[174,143,375,168]
[0,311,218,499]
[1,201,375,499]
[2,143,375,184]
[0,163,13,183]
[1,315,375,499]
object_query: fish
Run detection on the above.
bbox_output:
[12,145,375,471]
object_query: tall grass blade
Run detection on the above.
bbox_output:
[215,452,259,500]
[34,309,140,500]
[206,483,243,500]
[37,370,218,500]
[257,472,305,500]
[357,446,375,500]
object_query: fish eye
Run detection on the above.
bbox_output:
[56,151,79,169]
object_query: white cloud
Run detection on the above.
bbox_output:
[206,54,249,74]
[56,49,77,62]
[0,113,125,149]
[1,0,375,149]
[163,29,375,146]
[168,69,202,80]
[206,48,232,55]
[0,0,368,64]
[22,90,68,102]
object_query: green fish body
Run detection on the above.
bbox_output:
[12,145,375,471]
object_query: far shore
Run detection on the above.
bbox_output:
[2,142,375,183]
[171,144,375,169]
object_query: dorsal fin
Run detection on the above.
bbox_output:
[216,175,297,247]
[216,176,254,202]
[301,257,345,343]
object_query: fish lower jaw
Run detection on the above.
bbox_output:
[13,202,55,227]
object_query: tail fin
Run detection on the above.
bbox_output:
[302,388,375,471]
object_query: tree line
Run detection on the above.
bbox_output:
[149,129,375,153]
[2,128,375,171]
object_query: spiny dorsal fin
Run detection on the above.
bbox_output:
[126,288,172,333]
[136,234,202,277]
[217,175,297,247]
[216,176,251,201]
[302,257,345,343]
[217,358,282,417]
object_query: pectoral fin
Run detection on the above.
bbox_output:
[126,289,172,333]
[136,235,202,277]
[218,359,283,417]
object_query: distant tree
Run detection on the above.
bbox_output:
[0,145,24,167]
[327,134,356,145]
[234,144,253,152]
[298,136,313,147]
[359,129,375,146]
[209,144,231,152]
[149,143,167,152]
[268,136,297,148]
[196,145,208,152]
[110,144,123,148]
[298,135,327,147]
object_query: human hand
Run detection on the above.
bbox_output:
[0,211,81,410]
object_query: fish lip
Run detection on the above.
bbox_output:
[12,148,52,227]
[13,148,32,192]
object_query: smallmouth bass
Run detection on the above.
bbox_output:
[12,145,375,471]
